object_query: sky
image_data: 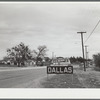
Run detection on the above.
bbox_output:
[0,2,100,59]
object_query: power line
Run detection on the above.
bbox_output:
[84,20,100,43]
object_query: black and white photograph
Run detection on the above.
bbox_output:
[0,2,100,88]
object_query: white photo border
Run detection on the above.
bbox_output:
[0,1,100,99]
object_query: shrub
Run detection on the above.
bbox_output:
[93,53,100,67]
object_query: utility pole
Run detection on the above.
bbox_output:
[52,52,54,64]
[52,52,54,59]
[85,45,88,67]
[87,51,89,67]
[77,32,86,71]
[87,51,89,60]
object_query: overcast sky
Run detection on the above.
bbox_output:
[0,2,100,59]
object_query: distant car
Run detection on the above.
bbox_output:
[36,61,43,66]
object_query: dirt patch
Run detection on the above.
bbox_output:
[41,73,84,88]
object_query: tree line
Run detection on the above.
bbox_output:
[69,56,91,64]
[2,42,96,67]
[3,42,49,67]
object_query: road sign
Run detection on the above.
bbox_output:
[47,66,73,74]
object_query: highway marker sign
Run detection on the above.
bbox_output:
[47,66,73,74]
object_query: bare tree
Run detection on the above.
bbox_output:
[33,45,48,66]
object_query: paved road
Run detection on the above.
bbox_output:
[0,66,47,88]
